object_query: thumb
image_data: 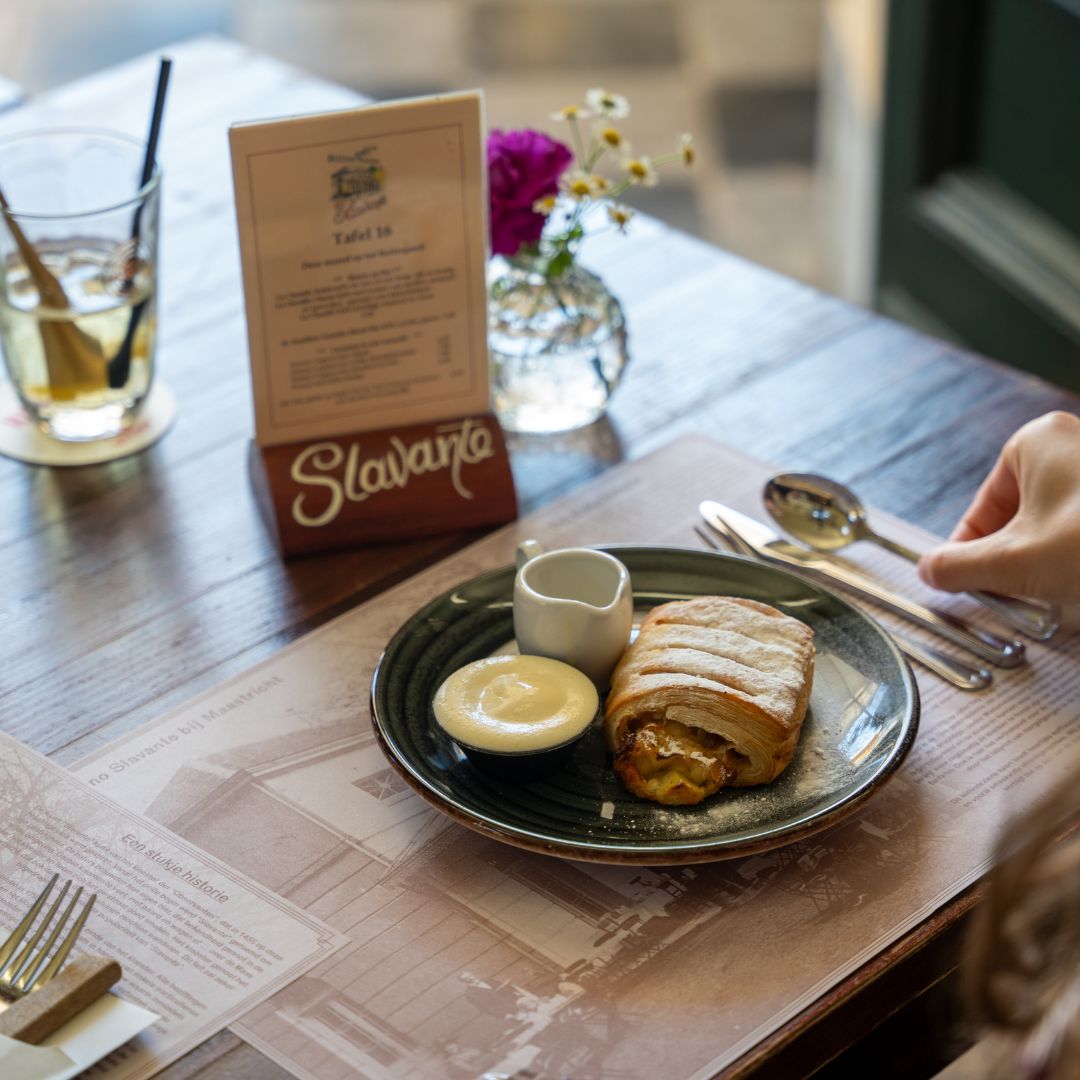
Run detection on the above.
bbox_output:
[918,532,1030,597]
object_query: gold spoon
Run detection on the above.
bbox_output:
[0,185,106,400]
[763,472,1060,641]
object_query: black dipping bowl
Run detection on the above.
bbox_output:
[449,719,597,780]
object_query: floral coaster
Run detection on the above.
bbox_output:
[0,380,176,466]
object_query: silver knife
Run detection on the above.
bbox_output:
[693,524,992,691]
[700,501,1025,668]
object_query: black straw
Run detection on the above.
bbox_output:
[141,57,171,189]
[107,56,172,390]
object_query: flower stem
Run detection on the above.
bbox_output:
[567,116,587,166]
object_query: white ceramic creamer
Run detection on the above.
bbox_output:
[513,539,633,689]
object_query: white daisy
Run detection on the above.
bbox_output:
[549,104,594,122]
[622,155,658,187]
[599,125,627,150]
[562,171,595,200]
[585,88,630,119]
[607,204,634,233]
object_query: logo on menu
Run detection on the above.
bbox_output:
[328,146,386,222]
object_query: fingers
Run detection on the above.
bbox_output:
[918,531,1031,597]
[922,412,1080,602]
[947,446,1021,542]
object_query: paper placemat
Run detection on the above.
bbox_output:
[0,381,175,466]
[0,733,347,1080]
[74,434,1080,1080]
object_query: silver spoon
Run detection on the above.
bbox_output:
[763,473,1060,641]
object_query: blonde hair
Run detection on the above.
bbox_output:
[963,768,1080,1079]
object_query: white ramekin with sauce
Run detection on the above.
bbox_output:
[433,654,599,777]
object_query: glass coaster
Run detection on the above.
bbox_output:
[0,380,176,466]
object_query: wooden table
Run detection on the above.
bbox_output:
[2,37,1077,1080]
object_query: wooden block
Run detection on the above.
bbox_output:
[249,412,518,556]
[0,954,122,1044]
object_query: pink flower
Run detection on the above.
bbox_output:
[487,129,572,257]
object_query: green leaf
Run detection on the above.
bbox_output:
[545,249,573,280]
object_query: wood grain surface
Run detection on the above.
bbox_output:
[1,36,1077,1080]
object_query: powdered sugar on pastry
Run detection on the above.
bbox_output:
[604,596,815,805]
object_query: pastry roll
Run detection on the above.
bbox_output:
[604,596,815,805]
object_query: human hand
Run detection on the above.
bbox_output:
[917,411,1080,603]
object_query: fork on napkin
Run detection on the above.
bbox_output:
[0,874,120,1045]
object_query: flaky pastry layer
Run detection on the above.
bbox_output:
[604,596,815,803]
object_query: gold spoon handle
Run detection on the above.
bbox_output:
[0,184,72,309]
[868,526,1060,639]
[0,183,106,396]
[869,531,922,563]
[966,591,1060,641]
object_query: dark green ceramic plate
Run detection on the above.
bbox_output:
[370,546,919,864]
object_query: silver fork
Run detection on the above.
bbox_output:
[693,524,992,691]
[0,874,97,1000]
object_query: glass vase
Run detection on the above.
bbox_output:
[488,257,629,434]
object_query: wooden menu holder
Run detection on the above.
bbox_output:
[232,94,508,557]
[249,412,517,557]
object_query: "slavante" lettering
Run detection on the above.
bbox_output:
[289,417,496,527]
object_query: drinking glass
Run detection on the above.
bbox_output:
[0,129,160,441]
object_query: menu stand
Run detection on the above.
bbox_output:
[232,92,507,557]
[249,412,517,557]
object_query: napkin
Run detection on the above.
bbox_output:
[0,993,157,1080]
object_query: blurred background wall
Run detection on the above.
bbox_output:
[0,0,884,305]
[7,0,1074,390]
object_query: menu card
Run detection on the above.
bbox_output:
[75,435,1080,1079]
[0,733,347,1080]
[230,92,491,447]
